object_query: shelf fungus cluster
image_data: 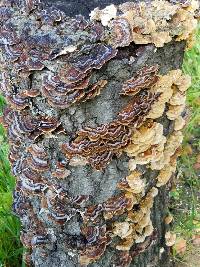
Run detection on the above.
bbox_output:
[0,0,198,266]
[62,86,159,170]
[91,0,199,48]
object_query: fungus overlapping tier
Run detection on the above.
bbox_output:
[0,0,198,266]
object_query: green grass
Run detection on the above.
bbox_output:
[0,95,23,267]
[171,24,200,248]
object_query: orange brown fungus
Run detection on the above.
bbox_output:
[26,144,49,172]
[41,75,108,109]
[39,44,117,109]
[103,192,135,219]
[62,90,159,170]
[52,161,71,179]
[0,0,198,266]
[79,243,107,266]
[80,225,108,265]
[110,18,132,48]
[120,65,159,96]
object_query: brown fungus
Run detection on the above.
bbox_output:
[66,44,118,82]
[81,225,107,246]
[62,88,159,170]
[113,222,133,239]
[113,251,132,267]
[120,65,159,96]
[52,161,71,179]
[79,242,107,266]
[117,90,160,126]
[109,18,132,48]
[103,192,135,219]
[62,121,131,170]
[165,231,176,247]
[0,0,196,266]
[27,144,49,172]
[83,204,104,222]
[117,0,199,47]
[83,80,108,102]
[41,75,108,109]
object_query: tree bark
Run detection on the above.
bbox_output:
[0,0,198,267]
[31,40,185,267]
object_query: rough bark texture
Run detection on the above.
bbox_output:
[0,0,197,267]
[44,0,143,18]
[32,40,184,267]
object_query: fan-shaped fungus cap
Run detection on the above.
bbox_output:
[69,156,88,166]
[113,222,133,239]
[109,18,132,48]
[156,165,175,187]
[120,65,159,96]
[165,214,174,225]
[126,170,145,194]
[165,231,176,246]
[116,235,134,251]
[167,104,185,120]
[90,4,117,26]
[150,131,183,170]
[174,116,186,131]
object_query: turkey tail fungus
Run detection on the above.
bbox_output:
[0,0,199,266]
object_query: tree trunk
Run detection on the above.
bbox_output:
[0,0,198,266]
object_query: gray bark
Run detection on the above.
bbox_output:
[44,0,140,18]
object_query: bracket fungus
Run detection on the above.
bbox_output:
[120,65,159,96]
[165,231,177,247]
[62,89,159,170]
[0,0,198,266]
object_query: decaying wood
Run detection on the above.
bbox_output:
[0,0,199,266]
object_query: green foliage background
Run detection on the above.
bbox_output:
[0,96,23,267]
